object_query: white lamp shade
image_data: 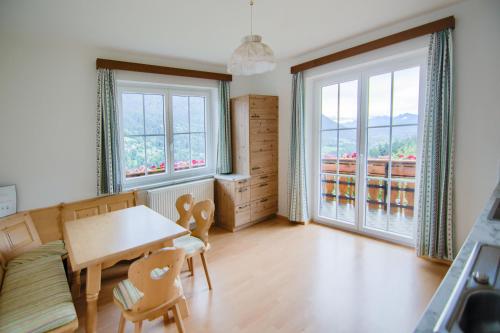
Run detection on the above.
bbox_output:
[227,35,276,75]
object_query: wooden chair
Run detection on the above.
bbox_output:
[175,194,194,230]
[113,248,186,333]
[174,200,215,290]
[174,194,195,274]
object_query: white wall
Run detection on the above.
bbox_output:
[245,0,500,248]
[1,0,499,249]
[0,31,249,211]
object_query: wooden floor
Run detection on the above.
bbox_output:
[74,218,448,333]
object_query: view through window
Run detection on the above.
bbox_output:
[316,54,425,244]
[119,86,212,187]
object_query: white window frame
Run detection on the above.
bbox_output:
[311,49,427,246]
[117,82,216,190]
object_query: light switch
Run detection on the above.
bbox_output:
[0,185,16,218]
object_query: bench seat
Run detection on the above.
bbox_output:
[0,242,77,333]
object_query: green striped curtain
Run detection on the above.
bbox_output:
[288,72,309,223]
[96,68,122,195]
[417,29,455,261]
[216,81,232,174]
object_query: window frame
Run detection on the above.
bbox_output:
[311,49,427,247]
[116,82,215,190]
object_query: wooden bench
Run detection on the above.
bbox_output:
[0,212,78,332]
[0,191,139,332]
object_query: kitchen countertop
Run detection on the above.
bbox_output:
[414,182,500,332]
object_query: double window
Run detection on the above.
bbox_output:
[117,84,214,188]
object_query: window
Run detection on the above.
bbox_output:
[171,95,207,171]
[122,93,166,178]
[313,50,426,245]
[118,84,214,188]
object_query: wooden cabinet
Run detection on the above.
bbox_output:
[215,95,278,232]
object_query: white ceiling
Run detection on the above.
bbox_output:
[1,0,461,65]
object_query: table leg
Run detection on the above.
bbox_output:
[86,264,102,333]
[178,296,190,319]
[71,269,82,299]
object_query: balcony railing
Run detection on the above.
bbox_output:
[321,157,416,210]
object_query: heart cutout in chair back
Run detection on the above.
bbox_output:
[150,266,170,280]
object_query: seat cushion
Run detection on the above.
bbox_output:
[113,275,183,311]
[113,279,144,311]
[7,240,67,268]
[0,255,77,333]
[173,236,205,255]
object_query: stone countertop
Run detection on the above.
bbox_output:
[414,182,500,332]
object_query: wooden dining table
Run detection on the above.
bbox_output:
[63,205,190,333]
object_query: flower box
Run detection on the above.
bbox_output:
[391,160,416,178]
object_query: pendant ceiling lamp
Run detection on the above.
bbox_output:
[227,0,276,75]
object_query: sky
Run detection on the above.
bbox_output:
[321,66,420,126]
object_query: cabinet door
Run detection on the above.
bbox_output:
[251,180,278,201]
[251,150,277,168]
[250,119,278,135]
[250,150,278,175]
[250,164,278,176]
[249,96,278,120]
[251,195,278,221]
[250,140,277,154]
[234,186,250,205]
[251,132,277,143]
[235,178,250,187]
[235,203,251,227]
[250,173,277,186]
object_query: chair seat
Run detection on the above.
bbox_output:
[173,236,205,255]
[113,274,183,311]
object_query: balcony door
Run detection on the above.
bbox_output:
[314,52,426,245]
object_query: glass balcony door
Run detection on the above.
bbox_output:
[362,67,421,242]
[319,79,359,226]
[314,52,426,245]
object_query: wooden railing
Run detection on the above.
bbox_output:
[321,158,416,209]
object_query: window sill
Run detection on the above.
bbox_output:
[124,173,216,192]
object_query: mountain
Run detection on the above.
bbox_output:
[321,113,418,129]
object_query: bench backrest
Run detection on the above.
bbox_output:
[61,192,136,223]
[0,212,42,261]
[0,191,137,247]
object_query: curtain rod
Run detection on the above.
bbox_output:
[290,16,455,74]
[96,58,232,82]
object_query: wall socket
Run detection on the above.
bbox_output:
[0,185,16,218]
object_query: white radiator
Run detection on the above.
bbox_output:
[146,178,214,222]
